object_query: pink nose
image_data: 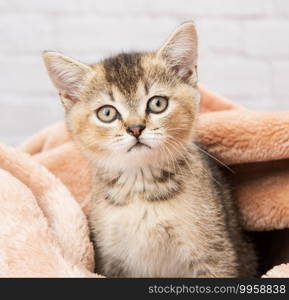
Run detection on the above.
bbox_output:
[126,124,145,138]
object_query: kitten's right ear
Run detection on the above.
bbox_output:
[42,51,93,109]
[157,22,198,83]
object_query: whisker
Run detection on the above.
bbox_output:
[192,143,234,174]
[165,135,223,187]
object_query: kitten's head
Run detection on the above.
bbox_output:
[43,22,199,169]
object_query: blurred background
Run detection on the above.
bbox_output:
[1,0,289,145]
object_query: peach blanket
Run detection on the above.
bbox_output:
[0,86,288,277]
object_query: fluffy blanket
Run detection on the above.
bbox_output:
[0,86,288,277]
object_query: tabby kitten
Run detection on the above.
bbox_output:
[43,22,256,277]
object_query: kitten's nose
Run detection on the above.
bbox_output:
[126,124,145,138]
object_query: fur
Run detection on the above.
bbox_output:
[43,22,256,277]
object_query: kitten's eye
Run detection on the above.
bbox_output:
[147,96,168,114]
[96,105,118,123]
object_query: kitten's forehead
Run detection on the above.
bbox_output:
[99,52,177,109]
[102,53,145,99]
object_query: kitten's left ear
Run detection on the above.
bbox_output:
[157,22,198,83]
[43,51,93,109]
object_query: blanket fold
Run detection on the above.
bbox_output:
[0,86,288,277]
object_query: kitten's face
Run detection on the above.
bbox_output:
[43,22,199,169]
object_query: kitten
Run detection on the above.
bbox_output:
[43,22,256,277]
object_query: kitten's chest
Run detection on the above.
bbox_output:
[94,167,183,205]
[90,163,218,276]
[91,199,196,277]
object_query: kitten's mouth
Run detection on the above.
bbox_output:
[127,141,151,152]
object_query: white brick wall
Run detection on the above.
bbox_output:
[0,0,289,145]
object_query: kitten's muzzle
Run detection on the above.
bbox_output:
[126,124,145,138]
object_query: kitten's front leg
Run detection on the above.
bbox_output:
[186,257,239,278]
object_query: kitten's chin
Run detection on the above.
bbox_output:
[127,141,152,153]
[124,143,154,165]
[104,145,161,169]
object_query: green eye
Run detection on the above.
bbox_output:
[147,96,168,114]
[96,105,118,123]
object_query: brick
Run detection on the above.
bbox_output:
[0,92,60,105]
[272,0,289,17]
[0,0,8,12]
[198,20,241,53]
[0,135,25,146]
[146,0,271,17]
[0,57,55,93]
[272,62,289,97]
[56,16,178,56]
[243,21,289,58]
[272,97,289,111]
[0,100,63,139]
[0,15,54,55]
[232,96,272,110]
[3,0,88,14]
[88,0,149,15]
[199,57,271,98]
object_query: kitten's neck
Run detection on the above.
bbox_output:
[93,149,192,205]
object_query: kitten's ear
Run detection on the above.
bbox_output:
[43,51,93,109]
[157,22,198,83]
